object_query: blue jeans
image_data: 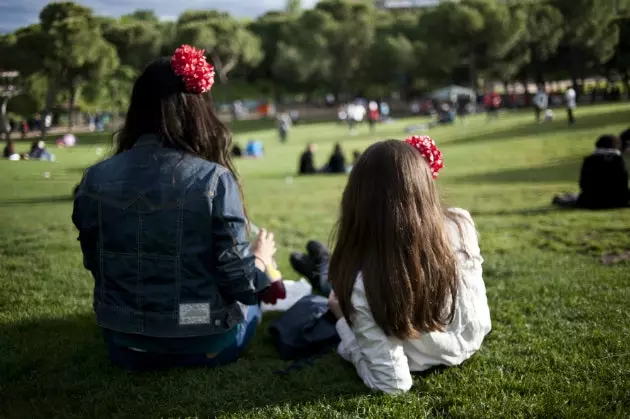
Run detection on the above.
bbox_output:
[105,304,262,371]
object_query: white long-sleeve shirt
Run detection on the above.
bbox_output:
[335,208,492,394]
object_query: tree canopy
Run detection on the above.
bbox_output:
[0,0,629,120]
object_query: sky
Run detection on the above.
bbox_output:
[0,0,319,33]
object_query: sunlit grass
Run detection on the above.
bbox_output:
[1,104,629,418]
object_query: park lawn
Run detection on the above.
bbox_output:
[0,104,629,418]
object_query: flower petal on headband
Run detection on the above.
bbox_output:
[404,135,444,179]
[171,44,215,94]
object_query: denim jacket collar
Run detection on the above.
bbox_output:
[133,134,161,149]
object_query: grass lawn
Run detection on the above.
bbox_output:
[1,104,629,418]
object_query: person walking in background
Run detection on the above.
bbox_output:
[533,87,549,124]
[367,101,379,132]
[277,112,292,143]
[565,85,577,125]
[456,94,472,125]
[73,45,286,371]
[19,120,27,139]
[484,89,501,122]
[325,137,491,393]
[380,101,391,121]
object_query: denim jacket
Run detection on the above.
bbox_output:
[72,134,270,338]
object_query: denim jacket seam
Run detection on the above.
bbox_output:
[97,200,105,301]
[175,199,184,312]
[208,167,228,197]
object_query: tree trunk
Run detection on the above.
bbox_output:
[68,77,80,131]
[41,83,57,139]
[569,47,580,96]
[625,70,630,100]
[0,97,9,140]
[468,56,477,89]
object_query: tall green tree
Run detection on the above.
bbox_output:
[103,20,162,71]
[315,0,377,94]
[37,2,119,128]
[286,0,302,15]
[174,10,263,83]
[551,0,621,87]
[248,12,294,93]
[272,9,334,93]
[420,0,526,88]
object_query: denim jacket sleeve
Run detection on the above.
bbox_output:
[71,169,98,272]
[212,171,271,305]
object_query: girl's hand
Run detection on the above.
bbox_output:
[328,290,343,320]
[252,228,276,269]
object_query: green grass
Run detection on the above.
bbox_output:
[1,104,630,418]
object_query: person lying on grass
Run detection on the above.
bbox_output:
[72,45,285,371]
[325,137,492,394]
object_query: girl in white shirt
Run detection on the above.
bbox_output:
[327,136,491,394]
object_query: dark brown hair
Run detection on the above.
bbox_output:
[329,140,459,340]
[114,57,238,179]
[595,134,621,150]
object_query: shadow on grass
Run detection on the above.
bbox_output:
[0,312,418,418]
[451,107,630,147]
[0,195,73,207]
[0,311,448,417]
[470,207,561,217]
[454,157,582,184]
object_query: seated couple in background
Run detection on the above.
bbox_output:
[231,140,264,159]
[72,45,491,394]
[3,139,55,161]
[553,134,629,209]
[299,143,359,175]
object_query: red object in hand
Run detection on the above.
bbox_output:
[259,280,286,305]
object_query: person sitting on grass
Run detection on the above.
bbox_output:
[324,136,491,393]
[298,143,317,175]
[29,140,55,161]
[72,45,286,371]
[553,134,629,210]
[3,139,21,160]
[620,128,630,153]
[323,143,347,174]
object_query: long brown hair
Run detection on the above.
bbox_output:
[329,140,459,340]
[114,57,238,179]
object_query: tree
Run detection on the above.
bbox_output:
[607,15,630,93]
[36,2,119,129]
[271,9,334,94]
[314,0,377,95]
[515,2,564,85]
[174,11,263,83]
[103,20,162,71]
[420,0,526,88]
[366,34,417,96]
[551,0,621,88]
[81,65,137,119]
[248,12,295,94]
[286,0,302,15]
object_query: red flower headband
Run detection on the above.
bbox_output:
[404,135,444,179]
[171,45,215,94]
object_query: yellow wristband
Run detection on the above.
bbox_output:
[267,266,282,281]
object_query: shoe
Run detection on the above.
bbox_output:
[306,240,330,267]
[290,252,315,282]
[306,241,330,292]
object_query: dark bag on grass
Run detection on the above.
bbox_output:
[268,294,340,360]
